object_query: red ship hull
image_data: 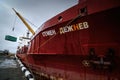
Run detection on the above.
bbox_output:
[17,0,120,80]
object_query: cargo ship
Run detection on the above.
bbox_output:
[15,0,120,80]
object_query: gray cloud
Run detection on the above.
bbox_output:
[0,0,78,53]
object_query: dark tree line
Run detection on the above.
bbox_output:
[0,50,9,55]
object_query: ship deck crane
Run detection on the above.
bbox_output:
[12,8,35,35]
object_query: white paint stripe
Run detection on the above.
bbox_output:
[25,71,31,77]
[19,62,21,64]
[17,60,20,62]
[15,54,17,59]
[18,60,21,63]
[29,78,34,80]
[20,64,24,67]
[21,67,27,71]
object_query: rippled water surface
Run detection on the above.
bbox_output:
[0,56,26,80]
[0,59,17,68]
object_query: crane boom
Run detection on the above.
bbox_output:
[12,8,35,35]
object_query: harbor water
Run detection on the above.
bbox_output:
[0,55,26,80]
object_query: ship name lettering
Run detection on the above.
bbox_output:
[59,25,73,34]
[59,22,89,34]
[42,29,56,37]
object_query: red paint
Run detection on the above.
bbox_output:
[17,0,120,80]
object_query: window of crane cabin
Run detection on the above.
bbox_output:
[79,7,87,16]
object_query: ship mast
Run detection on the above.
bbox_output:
[12,8,35,35]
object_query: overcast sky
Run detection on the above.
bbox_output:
[0,0,78,53]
